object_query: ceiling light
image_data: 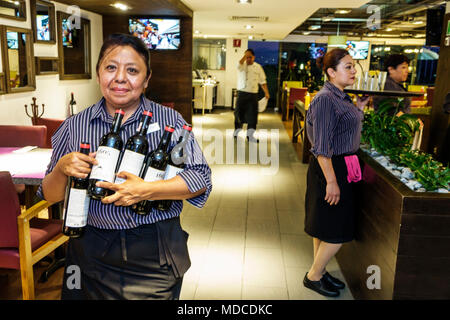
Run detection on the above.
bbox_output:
[110,3,129,10]
[412,20,423,25]
[303,31,311,35]
[309,25,321,30]
[335,9,351,14]
[245,25,253,29]
[385,28,393,32]
[248,35,254,39]
[237,0,252,4]
[195,30,200,34]
[322,16,334,22]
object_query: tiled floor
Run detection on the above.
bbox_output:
[179,109,353,300]
[0,108,353,300]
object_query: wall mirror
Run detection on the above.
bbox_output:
[57,11,91,80]
[0,0,26,21]
[31,0,56,44]
[0,26,36,93]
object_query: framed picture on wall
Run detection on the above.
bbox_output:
[57,11,91,80]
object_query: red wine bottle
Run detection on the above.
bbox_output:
[62,143,91,238]
[88,109,124,200]
[158,124,192,211]
[115,110,153,184]
[132,125,175,215]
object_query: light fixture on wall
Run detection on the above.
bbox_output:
[237,0,252,4]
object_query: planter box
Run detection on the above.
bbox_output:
[336,149,450,299]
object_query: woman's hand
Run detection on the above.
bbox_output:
[325,181,340,206]
[97,171,149,206]
[356,94,370,110]
[55,151,97,179]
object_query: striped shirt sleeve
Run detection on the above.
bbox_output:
[174,114,212,208]
[310,95,338,158]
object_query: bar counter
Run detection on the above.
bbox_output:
[336,150,450,299]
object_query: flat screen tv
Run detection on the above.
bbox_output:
[309,44,326,59]
[129,18,180,50]
[346,41,370,60]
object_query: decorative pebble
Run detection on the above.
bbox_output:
[437,188,449,193]
[417,188,426,192]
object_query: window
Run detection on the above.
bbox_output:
[193,38,226,70]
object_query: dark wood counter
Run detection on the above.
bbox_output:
[336,150,450,299]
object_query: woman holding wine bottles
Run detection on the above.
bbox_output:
[37,33,212,300]
[303,48,369,297]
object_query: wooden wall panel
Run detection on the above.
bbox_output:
[428,13,450,164]
[102,14,193,124]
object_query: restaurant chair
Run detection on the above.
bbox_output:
[287,88,308,120]
[0,171,68,300]
[32,117,64,149]
[0,125,47,148]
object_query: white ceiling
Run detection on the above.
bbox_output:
[181,0,370,40]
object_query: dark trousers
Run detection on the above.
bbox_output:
[234,91,258,130]
[61,222,186,300]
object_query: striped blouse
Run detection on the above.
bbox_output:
[37,95,212,230]
[306,81,364,158]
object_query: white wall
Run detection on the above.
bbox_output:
[0,1,103,125]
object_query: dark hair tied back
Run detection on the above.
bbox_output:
[322,48,350,80]
[96,33,151,79]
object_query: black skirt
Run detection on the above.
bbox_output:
[304,154,359,243]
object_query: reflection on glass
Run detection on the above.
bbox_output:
[0,0,24,19]
[6,31,28,88]
[36,3,50,41]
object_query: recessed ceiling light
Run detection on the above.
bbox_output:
[322,16,334,22]
[412,20,423,25]
[309,25,321,30]
[248,35,254,39]
[335,9,351,14]
[386,28,393,32]
[110,3,129,11]
[245,25,254,29]
[303,31,311,35]
[195,30,200,34]
[237,0,252,4]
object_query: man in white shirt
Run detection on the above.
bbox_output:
[234,49,270,143]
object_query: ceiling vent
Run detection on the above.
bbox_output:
[229,16,269,22]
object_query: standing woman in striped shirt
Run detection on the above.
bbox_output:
[38,34,212,299]
[303,48,369,297]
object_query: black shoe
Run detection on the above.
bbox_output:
[322,272,345,290]
[303,273,340,297]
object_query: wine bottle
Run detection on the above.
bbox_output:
[88,109,124,200]
[62,143,91,238]
[69,92,76,116]
[158,124,192,211]
[115,110,153,184]
[132,125,175,215]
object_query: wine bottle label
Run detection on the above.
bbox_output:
[115,150,145,184]
[64,189,90,228]
[164,164,184,180]
[144,167,166,182]
[90,146,121,182]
